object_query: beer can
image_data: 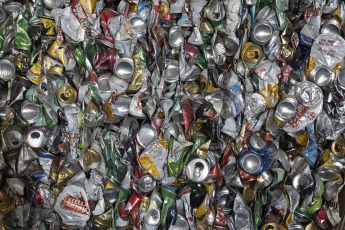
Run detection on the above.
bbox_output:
[238,151,263,175]
[185,158,210,183]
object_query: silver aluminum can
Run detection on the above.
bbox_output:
[185,158,210,183]
[114,57,134,80]
[144,208,160,230]
[294,82,322,107]
[138,174,156,193]
[4,127,23,149]
[251,20,274,45]
[249,132,268,151]
[309,66,335,87]
[136,124,158,149]
[26,128,46,149]
[0,59,16,81]
[238,151,263,175]
[21,101,41,124]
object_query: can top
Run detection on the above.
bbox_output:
[239,152,263,175]
[249,132,267,151]
[138,174,156,193]
[186,158,210,183]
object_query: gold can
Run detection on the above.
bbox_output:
[159,2,169,18]
[139,196,150,210]
[261,223,281,230]
[93,208,113,229]
[56,85,77,104]
[0,192,13,214]
[242,181,256,202]
[241,42,264,69]
[331,138,345,157]
[200,21,214,34]
[194,195,209,218]
[83,149,101,167]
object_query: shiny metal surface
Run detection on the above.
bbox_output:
[27,128,46,148]
[249,132,267,151]
[97,74,112,101]
[164,60,179,83]
[43,0,65,9]
[292,173,313,191]
[168,26,184,48]
[324,181,342,201]
[114,57,134,80]
[138,174,156,193]
[251,20,273,45]
[205,1,225,21]
[294,82,322,107]
[144,208,160,226]
[337,67,345,87]
[321,18,341,35]
[113,95,131,117]
[239,152,262,175]
[37,76,57,98]
[309,66,335,87]
[21,102,40,124]
[275,98,296,122]
[317,167,339,181]
[217,70,238,89]
[128,13,146,35]
[3,2,22,15]
[4,128,23,149]
[186,158,210,182]
[137,124,158,149]
[0,59,15,81]
[234,207,251,229]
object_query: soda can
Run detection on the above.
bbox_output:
[309,66,335,87]
[275,97,297,123]
[249,132,268,152]
[164,60,179,83]
[144,208,160,230]
[21,101,41,124]
[43,0,65,9]
[0,59,16,81]
[294,82,322,107]
[56,85,78,107]
[251,20,274,45]
[234,206,251,229]
[292,173,313,191]
[138,174,156,193]
[238,151,263,175]
[4,126,23,149]
[321,17,341,35]
[185,158,210,183]
[37,76,58,99]
[26,128,46,149]
[136,124,158,149]
[168,26,184,49]
[114,57,134,80]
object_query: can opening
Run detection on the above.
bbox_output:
[194,162,204,173]
[31,132,40,139]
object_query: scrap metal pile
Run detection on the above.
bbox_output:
[0,0,344,229]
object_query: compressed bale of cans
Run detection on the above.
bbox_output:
[1,0,345,229]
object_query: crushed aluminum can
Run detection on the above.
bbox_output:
[20,101,41,124]
[0,59,16,81]
[114,57,135,80]
[185,158,210,183]
[251,20,274,45]
[138,174,157,193]
[136,124,158,149]
[26,128,46,149]
[238,151,263,175]
[144,208,160,230]
[4,126,23,149]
